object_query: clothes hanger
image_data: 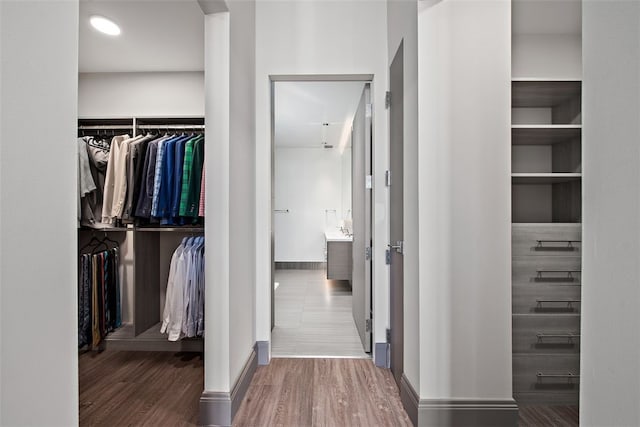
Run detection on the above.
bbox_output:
[91,238,110,254]
[101,234,119,249]
[79,235,102,253]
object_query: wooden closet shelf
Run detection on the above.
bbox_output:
[512,126,581,145]
[512,173,582,184]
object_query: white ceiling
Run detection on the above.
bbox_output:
[274,82,366,149]
[79,0,581,71]
[513,0,582,35]
[79,0,204,73]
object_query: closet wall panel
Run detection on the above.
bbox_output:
[133,231,161,335]
[78,72,204,118]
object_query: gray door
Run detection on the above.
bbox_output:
[389,42,404,386]
[351,84,373,353]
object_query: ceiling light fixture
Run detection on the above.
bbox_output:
[90,15,121,36]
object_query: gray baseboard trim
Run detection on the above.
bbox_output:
[374,342,389,368]
[199,344,258,426]
[400,375,420,426]
[400,374,519,427]
[256,340,270,365]
[275,261,326,270]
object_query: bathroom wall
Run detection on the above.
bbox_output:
[274,146,351,262]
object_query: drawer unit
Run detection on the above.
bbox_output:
[513,283,581,314]
[512,256,581,286]
[513,314,580,354]
[513,354,580,405]
[513,224,581,257]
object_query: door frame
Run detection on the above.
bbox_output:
[268,74,375,349]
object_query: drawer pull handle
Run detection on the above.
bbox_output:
[535,240,581,251]
[536,372,580,383]
[536,299,581,309]
[274,209,290,213]
[536,332,580,344]
[536,269,582,282]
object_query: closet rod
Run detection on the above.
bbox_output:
[78,125,134,130]
[137,124,205,130]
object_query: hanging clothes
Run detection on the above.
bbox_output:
[78,139,97,226]
[180,135,205,219]
[79,136,114,228]
[135,136,165,218]
[78,243,121,349]
[122,134,154,223]
[198,165,205,218]
[102,135,131,224]
[160,236,205,341]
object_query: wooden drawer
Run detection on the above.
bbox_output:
[513,283,581,314]
[513,224,582,257]
[513,354,580,404]
[513,314,580,354]
[513,256,581,286]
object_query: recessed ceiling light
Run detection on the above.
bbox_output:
[90,15,121,36]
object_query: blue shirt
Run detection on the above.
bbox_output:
[151,135,179,218]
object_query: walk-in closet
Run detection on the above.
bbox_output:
[76,1,206,424]
[78,117,206,352]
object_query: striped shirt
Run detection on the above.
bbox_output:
[198,165,205,217]
[151,136,172,217]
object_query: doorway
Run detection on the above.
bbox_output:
[270,79,373,358]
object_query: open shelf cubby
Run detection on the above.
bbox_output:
[512,80,582,224]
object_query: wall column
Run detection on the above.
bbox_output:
[0,1,79,425]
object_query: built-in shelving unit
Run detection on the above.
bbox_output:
[511,77,582,404]
[512,79,582,224]
[78,117,205,352]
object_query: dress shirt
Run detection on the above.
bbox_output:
[102,134,130,224]
[184,136,204,218]
[111,135,145,221]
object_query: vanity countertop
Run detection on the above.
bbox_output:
[325,229,353,242]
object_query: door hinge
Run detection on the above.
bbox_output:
[385,248,391,265]
[366,318,372,333]
[365,174,373,189]
[385,170,391,187]
[365,246,372,261]
[385,91,391,109]
[386,328,391,343]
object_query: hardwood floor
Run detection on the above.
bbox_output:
[80,350,578,426]
[234,358,412,426]
[518,405,579,426]
[79,351,202,426]
[80,352,409,426]
[273,269,368,358]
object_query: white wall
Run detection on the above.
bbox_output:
[78,71,204,117]
[255,0,389,354]
[342,147,352,228]
[274,147,349,262]
[418,0,513,400]
[228,0,256,388]
[0,1,79,425]
[387,0,420,388]
[582,2,640,425]
[512,34,582,79]
[203,9,231,392]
